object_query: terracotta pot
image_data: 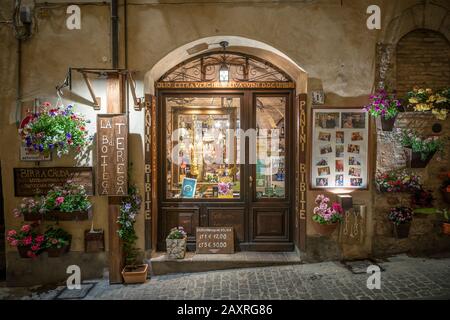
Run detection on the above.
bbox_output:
[410,151,435,168]
[166,237,187,259]
[312,222,338,236]
[121,264,149,284]
[442,222,450,236]
[380,115,397,131]
[17,245,33,258]
[393,222,411,239]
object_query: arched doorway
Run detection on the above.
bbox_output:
[143,36,308,253]
[155,50,296,251]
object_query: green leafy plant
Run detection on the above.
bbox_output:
[44,225,71,249]
[42,183,91,213]
[396,129,446,160]
[167,227,187,240]
[375,169,422,193]
[117,183,142,267]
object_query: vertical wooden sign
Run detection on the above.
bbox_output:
[97,114,128,196]
[298,94,307,251]
[144,97,152,250]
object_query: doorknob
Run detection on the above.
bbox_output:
[249,176,253,188]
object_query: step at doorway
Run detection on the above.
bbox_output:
[149,251,302,276]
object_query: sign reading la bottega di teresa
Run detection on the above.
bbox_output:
[97,114,128,196]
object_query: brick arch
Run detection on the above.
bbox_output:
[396,29,450,96]
[383,3,450,44]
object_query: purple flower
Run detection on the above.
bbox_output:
[66,133,72,139]
[38,144,44,152]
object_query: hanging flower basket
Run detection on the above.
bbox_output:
[393,222,411,239]
[380,115,397,131]
[44,227,72,257]
[312,195,343,236]
[17,245,35,259]
[19,103,93,159]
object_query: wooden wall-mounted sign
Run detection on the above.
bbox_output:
[13,167,94,196]
[196,227,234,254]
[97,114,128,196]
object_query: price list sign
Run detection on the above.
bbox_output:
[196,227,235,254]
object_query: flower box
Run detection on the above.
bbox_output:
[44,209,91,221]
[122,264,149,284]
[23,212,44,221]
[47,244,70,258]
[166,237,187,259]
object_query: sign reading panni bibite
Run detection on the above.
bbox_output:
[196,227,235,254]
[97,114,128,196]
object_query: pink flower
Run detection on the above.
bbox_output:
[27,251,36,258]
[56,197,65,205]
[31,245,40,251]
[7,230,17,237]
[21,224,31,233]
[36,235,44,243]
[51,239,58,245]
[23,236,32,245]
[10,240,18,247]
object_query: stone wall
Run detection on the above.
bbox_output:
[373,113,450,256]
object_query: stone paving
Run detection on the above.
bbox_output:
[1,254,449,300]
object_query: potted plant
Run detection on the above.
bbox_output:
[406,87,449,120]
[312,194,343,236]
[364,88,402,131]
[388,206,413,239]
[13,196,45,221]
[44,226,72,257]
[41,183,92,221]
[6,223,44,258]
[19,103,93,160]
[396,129,446,168]
[440,172,450,204]
[118,184,148,284]
[375,169,422,193]
[166,226,187,259]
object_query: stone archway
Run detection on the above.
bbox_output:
[144,36,308,94]
[375,2,450,90]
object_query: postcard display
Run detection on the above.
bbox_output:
[311,108,369,189]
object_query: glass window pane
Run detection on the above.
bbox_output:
[166,97,241,199]
[256,97,286,199]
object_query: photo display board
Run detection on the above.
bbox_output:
[311,108,369,189]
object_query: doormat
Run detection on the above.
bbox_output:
[341,259,385,274]
[54,282,96,300]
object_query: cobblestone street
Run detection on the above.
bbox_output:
[0,254,449,300]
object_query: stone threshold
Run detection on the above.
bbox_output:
[149,251,302,276]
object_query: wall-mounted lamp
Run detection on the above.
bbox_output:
[337,194,353,211]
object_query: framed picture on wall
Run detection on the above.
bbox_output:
[310,107,370,189]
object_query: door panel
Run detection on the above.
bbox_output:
[207,207,246,243]
[251,207,289,241]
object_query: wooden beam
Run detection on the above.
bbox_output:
[106,73,125,284]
